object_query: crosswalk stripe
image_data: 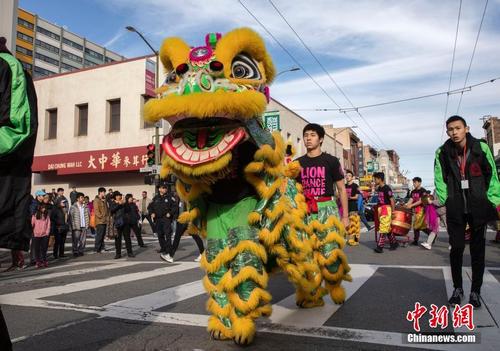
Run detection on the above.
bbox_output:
[269,264,378,327]
[0,262,200,307]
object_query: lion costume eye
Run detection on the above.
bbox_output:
[231,54,261,80]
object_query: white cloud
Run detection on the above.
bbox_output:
[103,0,500,185]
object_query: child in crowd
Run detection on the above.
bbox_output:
[31,204,51,268]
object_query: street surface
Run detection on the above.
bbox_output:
[1,226,499,351]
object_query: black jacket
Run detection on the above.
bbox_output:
[148,193,178,220]
[51,206,69,232]
[434,133,499,227]
[110,201,126,225]
[0,52,38,250]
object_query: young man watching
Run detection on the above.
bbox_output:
[405,177,429,245]
[435,115,500,308]
[296,123,349,230]
[373,172,398,253]
[345,170,361,245]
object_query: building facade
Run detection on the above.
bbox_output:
[32,58,345,197]
[32,56,159,197]
[1,0,18,53]
[323,126,361,175]
[14,8,125,78]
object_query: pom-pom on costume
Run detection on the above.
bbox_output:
[143,28,350,345]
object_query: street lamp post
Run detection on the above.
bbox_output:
[126,26,162,191]
[274,67,300,79]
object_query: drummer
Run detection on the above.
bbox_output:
[405,177,430,245]
[345,170,361,245]
[373,172,398,253]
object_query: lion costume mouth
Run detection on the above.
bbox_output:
[163,118,247,166]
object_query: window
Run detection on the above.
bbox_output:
[35,39,60,54]
[85,48,104,61]
[17,31,33,43]
[105,56,115,63]
[16,45,33,57]
[62,38,83,51]
[76,104,88,136]
[108,99,120,132]
[61,62,78,71]
[21,61,33,71]
[46,109,57,139]
[141,95,155,128]
[84,59,96,67]
[35,52,59,67]
[18,18,34,30]
[62,50,83,63]
[34,66,56,78]
[36,26,60,41]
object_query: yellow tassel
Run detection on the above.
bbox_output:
[207,315,233,340]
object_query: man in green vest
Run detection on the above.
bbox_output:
[0,37,38,350]
[434,115,500,308]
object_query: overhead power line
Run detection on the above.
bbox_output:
[290,76,500,112]
[456,0,489,114]
[267,0,388,149]
[441,0,463,142]
[237,0,383,149]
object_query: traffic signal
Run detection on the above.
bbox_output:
[146,144,155,166]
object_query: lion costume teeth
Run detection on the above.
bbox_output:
[143,27,350,346]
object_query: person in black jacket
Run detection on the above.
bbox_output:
[110,191,134,259]
[148,184,178,262]
[125,194,145,248]
[0,36,38,351]
[51,198,69,258]
[434,115,500,308]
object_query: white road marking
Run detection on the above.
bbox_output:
[269,264,378,327]
[0,262,201,307]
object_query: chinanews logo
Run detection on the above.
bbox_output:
[404,302,479,344]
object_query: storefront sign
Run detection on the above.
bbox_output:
[33,146,148,175]
[145,59,156,97]
[263,111,280,132]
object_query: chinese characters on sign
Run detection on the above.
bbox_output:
[406,303,475,332]
[33,146,148,175]
[263,111,280,132]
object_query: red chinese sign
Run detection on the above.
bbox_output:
[33,146,148,175]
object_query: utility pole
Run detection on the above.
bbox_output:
[126,26,161,194]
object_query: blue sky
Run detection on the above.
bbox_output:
[20,0,500,187]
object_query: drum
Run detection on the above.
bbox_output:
[391,206,412,236]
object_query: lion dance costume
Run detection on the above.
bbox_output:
[144,28,351,345]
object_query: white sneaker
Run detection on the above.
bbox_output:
[153,233,158,237]
[160,253,174,263]
[421,242,432,250]
[194,254,202,262]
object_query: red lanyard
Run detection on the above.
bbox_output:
[459,142,467,179]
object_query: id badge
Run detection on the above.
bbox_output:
[461,180,469,189]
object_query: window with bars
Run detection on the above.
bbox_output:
[16,45,33,57]
[108,99,120,132]
[35,39,60,54]
[36,26,60,41]
[21,61,33,71]
[34,66,56,78]
[85,48,104,61]
[46,109,57,139]
[76,104,88,136]
[17,31,33,43]
[35,52,59,67]
[62,38,83,51]
[62,50,83,63]
[17,18,34,30]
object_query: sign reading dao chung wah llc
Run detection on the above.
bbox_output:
[263,111,280,132]
[32,146,149,175]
